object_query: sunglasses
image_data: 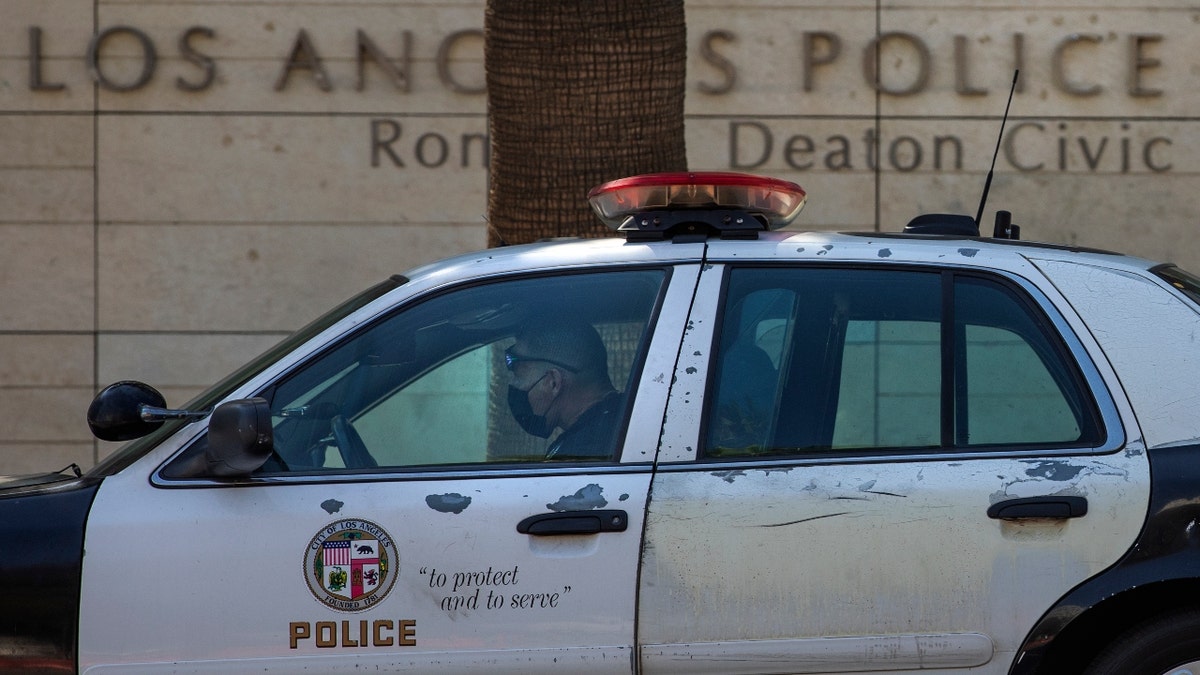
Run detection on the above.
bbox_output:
[504,346,579,373]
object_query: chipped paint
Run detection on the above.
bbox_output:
[858,478,908,498]
[988,458,1130,503]
[757,512,849,528]
[714,466,798,483]
[640,452,1149,666]
[1022,460,1086,481]
[624,262,704,465]
[425,493,472,514]
[655,263,723,462]
[320,498,343,514]
[958,247,979,257]
[546,484,607,511]
[878,248,892,258]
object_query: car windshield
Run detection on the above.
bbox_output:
[85,277,407,478]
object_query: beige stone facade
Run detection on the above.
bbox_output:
[1,0,1195,473]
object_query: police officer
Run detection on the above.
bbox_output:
[505,317,622,460]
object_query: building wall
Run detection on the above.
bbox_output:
[1,0,1195,473]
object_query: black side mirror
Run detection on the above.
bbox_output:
[87,381,169,441]
[206,398,274,476]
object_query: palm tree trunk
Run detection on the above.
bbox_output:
[484,0,688,245]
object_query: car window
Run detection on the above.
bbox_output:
[704,267,1101,457]
[243,268,667,473]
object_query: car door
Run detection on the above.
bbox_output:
[77,263,700,674]
[638,257,1150,674]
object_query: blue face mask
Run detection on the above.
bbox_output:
[507,372,552,438]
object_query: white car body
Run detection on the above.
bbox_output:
[5,177,1199,675]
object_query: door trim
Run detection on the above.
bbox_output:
[640,634,993,674]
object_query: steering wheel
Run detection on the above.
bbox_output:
[330,415,378,469]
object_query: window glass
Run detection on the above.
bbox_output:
[253,269,666,472]
[833,319,941,449]
[956,277,1089,445]
[704,267,1099,457]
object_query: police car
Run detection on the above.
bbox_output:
[5,172,1200,675]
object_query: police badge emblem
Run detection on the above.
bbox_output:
[303,519,398,612]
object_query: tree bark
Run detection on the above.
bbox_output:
[485,0,688,246]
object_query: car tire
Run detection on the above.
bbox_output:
[1084,609,1200,675]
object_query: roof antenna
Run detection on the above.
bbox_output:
[974,69,1019,229]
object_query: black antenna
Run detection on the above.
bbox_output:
[974,70,1019,228]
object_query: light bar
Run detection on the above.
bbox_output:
[587,172,807,231]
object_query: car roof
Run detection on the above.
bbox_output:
[397,236,706,293]
[712,230,1160,270]
[396,228,1164,298]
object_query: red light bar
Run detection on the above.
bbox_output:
[587,172,807,231]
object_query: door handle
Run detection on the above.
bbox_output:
[987,496,1088,520]
[517,510,628,536]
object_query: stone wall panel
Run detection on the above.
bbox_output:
[90,3,486,113]
[0,335,92,387]
[98,333,290,392]
[97,115,488,223]
[0,0,1195,472]
[0,224,94,331]
[97,222,484,331]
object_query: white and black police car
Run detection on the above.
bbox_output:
[5,172,1200,675]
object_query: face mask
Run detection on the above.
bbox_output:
[507,373,553,438]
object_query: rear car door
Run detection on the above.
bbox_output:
[77,263,700,674]
[639,252,1149,674]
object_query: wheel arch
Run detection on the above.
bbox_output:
[1012,443,1200,675]
[1019,579,1200,674]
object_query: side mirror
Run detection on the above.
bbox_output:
[206,398,274,476]
[87,381,169,441]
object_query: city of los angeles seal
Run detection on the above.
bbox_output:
[303,519,398,612]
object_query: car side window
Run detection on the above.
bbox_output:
[704,267,1102,457]
[255,269,666,472]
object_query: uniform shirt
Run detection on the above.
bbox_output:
[545,391,623,460]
